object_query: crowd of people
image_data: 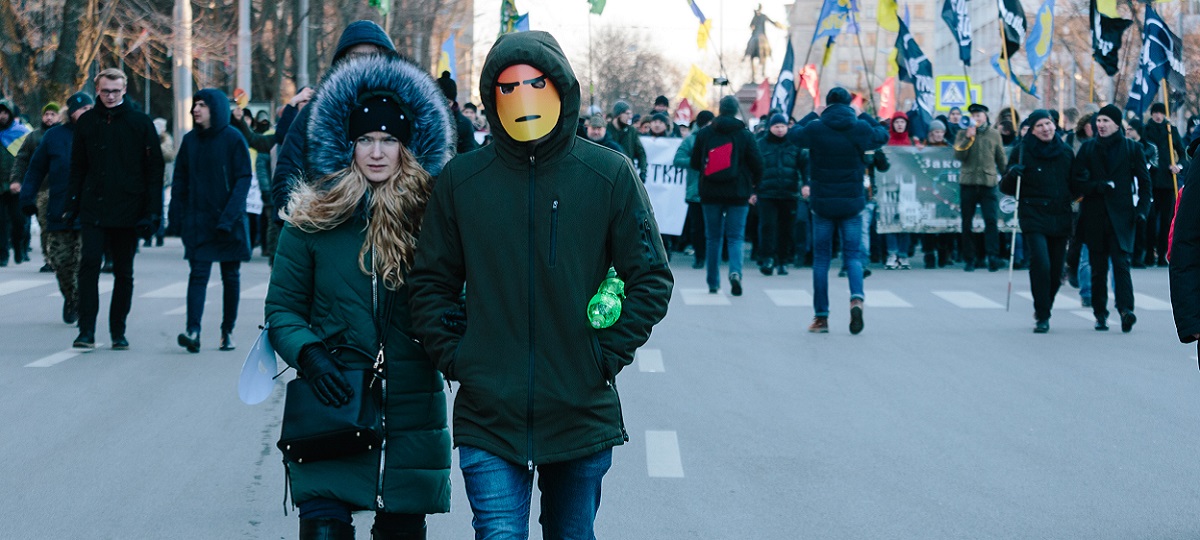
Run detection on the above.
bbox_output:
[1,18,1196,539]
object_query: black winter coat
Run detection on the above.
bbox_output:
[1144,120,1185,190]
[1170,165,1200,342]
[66,100,165,228]
[1004,136,1074,237]
[690,115,764,205]
[756,132,806,200]
[1070,135,1152,253]
[787,104,888,219]
[20,123,79,232]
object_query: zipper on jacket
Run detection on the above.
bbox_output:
[371,246,389,511]
[527,155,537,472]
[549,199,559,267]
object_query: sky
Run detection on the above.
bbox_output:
[471,0,794,83]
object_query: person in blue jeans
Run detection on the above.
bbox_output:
[788,87,888,333]
[691,95,764,295]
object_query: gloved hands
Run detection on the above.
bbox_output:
[1008,164,1025,176]
[441,292,467,336]
[135,215,160,240]
[297,344,354,406]
[20,204,37,217]
[1101,180,1117,194]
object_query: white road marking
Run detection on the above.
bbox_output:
[645,430,684,478]
[864,289,913,308]
[1015,291,1034,302]
[241,283,270,300]
[48,281,113,297]
[1133,292,1172,311]
[680,289,731,306]
[765,289,812,307]
[25,345,105,367]
[933,290,1003,309]
[636,349,664,372]
[141,282,190,298]
[0,279,52,296]
[164,305,187,315]
[1072,310,1095,321]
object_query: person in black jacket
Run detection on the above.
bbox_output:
[755,113,805,276]
[64,68,165,350]
[690,95,765,296]
[583,113,625,153]
[788,87,887,334]
[1125,118,1159,269]
[437,71,479,155]
[1170,157,1200,346]
[1002,110,1074,333]
[1143,103,1186,267]
[1070,105,1151,333]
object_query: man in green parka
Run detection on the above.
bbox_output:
[409,31,674,539]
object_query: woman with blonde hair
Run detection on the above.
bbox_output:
[265,54,455,540]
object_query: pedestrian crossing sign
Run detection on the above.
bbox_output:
[934,76,981,111]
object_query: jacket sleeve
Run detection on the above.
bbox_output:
[1131,142,1152,219]
[408,168,467,378]
[19,135,49,209]
[993,133,1008,174]
[743,131,765,188]
[1171,178,1200,342]
[233,117,276,153]
[633,134,648,181]
[598,161,674,378]
[673,134,695,170]
[1069,146,1095,197]
[1002,145,1022,183]
[274,105,299,146]
[265,225,322,367]
[66,122,87,213]
[796,147,809,186]
[861,113,888,151]
[168,137,190,235]
[953,131,972,161]
[272,106,311,214]
[218,132,253,232]
[689,129,706,171]
[142,119,165,218]
[10,133,36,186]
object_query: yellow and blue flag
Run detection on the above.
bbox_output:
[1024,0,1054,75]
[812,0,857,45]
[437,34,457,80]
[687,0,714,49]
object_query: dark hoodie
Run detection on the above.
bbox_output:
[168,89,253,262]
[271,20,399,214]
[787,103,888,219]
[689,96,764,204]
[408,31,674,467]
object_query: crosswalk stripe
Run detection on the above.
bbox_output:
[765,289,811,307]
[0,279,52,296]
[864,289,913,308]
[141,282,190,298]
[48,281,113,297]
[1072,310,1095,321]
[1133,292,1172,311]
[25,345,105,367]
[1015,291,1034,302]
[645,430,685,478]
[680,289,731,306]
[636,349,665,372]
[933,290,1003,309]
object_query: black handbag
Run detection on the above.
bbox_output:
[277,249,394,464]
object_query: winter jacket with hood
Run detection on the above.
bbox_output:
[66,98,165,228]
[408,31,674,468]
[756,130,806,200]
[690,99,764,205]
[787,103,888,219]
[20,120,80,232]
[271,20,401,215]
[265,54,455,513]
[953,122,1007,187]
[1170,161,1200,342]
[168,89,253,262]
[887,112,913,146]
[609,118,648,181]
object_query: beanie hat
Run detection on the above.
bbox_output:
[695,110,715,128]
[42,102,61,114]
[612,100,631,117]
[654,95,669,107]
[929,119,946,133]
[66,92,93,115]
[1025,109,1052,130]
[718,95,739,116]
[1126,118,1145,138]
[347,91,412,146]
[650,112,671,125]
[1097,104,1123,126]
[768,113,788,127]
[586,114,606,128]
[1150,102,1167,115]
[825,87,852,106]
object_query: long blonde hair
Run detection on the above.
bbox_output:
[283,144,433,289]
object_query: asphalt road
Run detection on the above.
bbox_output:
[1,239,1196,539]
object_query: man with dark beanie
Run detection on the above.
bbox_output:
[1071,104,1151,332]
[674,110,715,268]
[1144,102,1186,266]
[690,95,764,296]
[609,100,647,180]
[787,86,887,334]
[755,113,806,276]
[437,70,479,155]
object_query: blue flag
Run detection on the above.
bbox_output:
[1127,5,1182,115]
[991,53,1039,98]
[812,0,856,44]
[1024,0,1054,75]
[514,12,530,32]
[770,38,797,117]
[941,0,971,66]
[895,18,933,126]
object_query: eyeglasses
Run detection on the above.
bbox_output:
[497,75,548,95]
[98,89,124,96]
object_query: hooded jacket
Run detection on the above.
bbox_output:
[66,99,165,228]
[787,103,888,219]
[271,21,400,214]
[690,100,764,204]
[756,130,806,200]
[20,121,79,232]
[265,54,455,513]
[168,89,253,262]
[887,112,913,146]
[408,31,674,467]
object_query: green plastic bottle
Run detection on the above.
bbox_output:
[587,268,625,329]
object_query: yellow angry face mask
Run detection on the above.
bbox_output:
[495,64,560,142]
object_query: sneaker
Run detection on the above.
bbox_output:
[808,316,829,333]
[709,287,718,294]
[111,336,129,350]
[178,331,201,354]
[988,257,1004,272]
[898,256,911,270]
[729,273,743,296]
[62,299,78,325]
[885,254,900,269]
[776,265,789,276]
[39,263,53,273]
[72,332,96,349]
[219,331,236,351]
[759,265,774,276]
[849,300,864,335]
[1095,318,1109,331]
[1120,311,1137,333]
[1034,320,1050,333]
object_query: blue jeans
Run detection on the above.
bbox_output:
[459,446,612,540]
[813,212,864,317]
[1079,245,1092,300]
[860,202,874,265]
[703,204,749,290]
[884,233,910,256]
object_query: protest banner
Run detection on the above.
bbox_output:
[640,136,688,236]
[874,146,1016,234]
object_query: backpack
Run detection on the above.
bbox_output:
[702,129,740,183]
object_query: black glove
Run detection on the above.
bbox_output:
[440,298,467,336]
[1101,181,1117,194]
[20,204,37,217]
[1008,164,1025,176]
[135,215,160,240]
[297,344,354,406]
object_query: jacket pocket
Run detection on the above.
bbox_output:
[549,199,559,268]
[589,334,609,382]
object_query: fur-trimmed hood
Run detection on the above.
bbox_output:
[307,55,455,179]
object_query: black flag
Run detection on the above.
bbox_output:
[998,0,1027,57]
[941,0,971,66]
[895,18,934,127]
[1090,0,1131,77]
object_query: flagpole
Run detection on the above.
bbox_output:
[999,20,1021,312]
[588,9,594,108]
[853,28,878,112]
[1089,60,1095,103]
[1163,82,1179,194]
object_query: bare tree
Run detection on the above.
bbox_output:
[583,26,683,117]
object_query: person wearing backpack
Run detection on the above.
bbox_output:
[690,95,764,296]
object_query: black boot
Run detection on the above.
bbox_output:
[300,518,355,540]
[372,514,427,540]
[177,331,200,353]
[371,523,426,540]
[219,331,236,351]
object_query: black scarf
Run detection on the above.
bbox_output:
[1095,131,1127,178]
[1022,133,1067,161]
